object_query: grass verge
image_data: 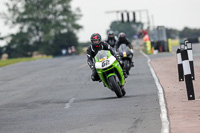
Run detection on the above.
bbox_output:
[0,56,52,68]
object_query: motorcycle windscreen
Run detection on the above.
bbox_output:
[95,50,110,62]
[118,44,130,57]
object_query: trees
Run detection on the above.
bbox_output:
[2,0,82,57]
[165,27,200,40]
[5,32,33,58]
[166,28,180,39]
[179,27,200,39]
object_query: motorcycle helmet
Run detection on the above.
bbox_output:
[118,32,126,41]
[108,30,114,39]
[90,33,101,47]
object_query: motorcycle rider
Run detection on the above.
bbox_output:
[87,33,127,81]
[116,32,134,67]
[105,30,117,48]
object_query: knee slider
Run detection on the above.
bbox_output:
[91,75,95,81]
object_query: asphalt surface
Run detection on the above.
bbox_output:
[0,51,162,133]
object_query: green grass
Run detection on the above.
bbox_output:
[0,56,52,68]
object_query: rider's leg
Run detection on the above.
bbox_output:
[91,69,100,81]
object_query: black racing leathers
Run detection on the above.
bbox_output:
[105,37,117,48]
[115,38,133,51]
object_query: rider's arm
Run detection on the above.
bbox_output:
[87,46,95,70]
[115,41,119,51]
[126,39,134,54]
[126,39,133,49]
[103,42,121,62]
[114,36,118,42]
[103,42,115,56]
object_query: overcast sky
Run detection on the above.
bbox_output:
[1,0,200,46]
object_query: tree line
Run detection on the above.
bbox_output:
[0,0,82,58]
[166,27,200,39]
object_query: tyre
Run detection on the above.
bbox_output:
[108,76,123,98]
[124,60,130,75]
[121,88,126,96]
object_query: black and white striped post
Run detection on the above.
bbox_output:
[184,40,189,45]
[185,41,195,80]
[180,43,195,100]
[176,48,184,81]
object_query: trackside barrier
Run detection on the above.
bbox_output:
[185,41,195,80]
[143,41,152,54]
[176,41,195,100]
[143,39,177,54]
[176,48,184,81]
[168,39,172,52]
[169,39,180,46]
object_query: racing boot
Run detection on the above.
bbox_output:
[103,83,106,87]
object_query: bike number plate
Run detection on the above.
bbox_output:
[102,60,110,67]
[123,52,127,57]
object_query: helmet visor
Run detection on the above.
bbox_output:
[109,35,114,38]
[92,40,99,44]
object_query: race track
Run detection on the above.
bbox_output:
[0,51,162,133]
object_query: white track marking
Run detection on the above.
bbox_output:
[64,98,76,109]
[140,50,170,133]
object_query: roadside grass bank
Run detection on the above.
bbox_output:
[0,56,52,68]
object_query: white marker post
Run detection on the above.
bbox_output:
[185,41,195,80]
[180,43,195,100]
[176,48,184,81]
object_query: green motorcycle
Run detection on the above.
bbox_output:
[95,50,126,98]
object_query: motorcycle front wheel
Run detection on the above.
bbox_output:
[108,76,123,98]
[124,60,130,75]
